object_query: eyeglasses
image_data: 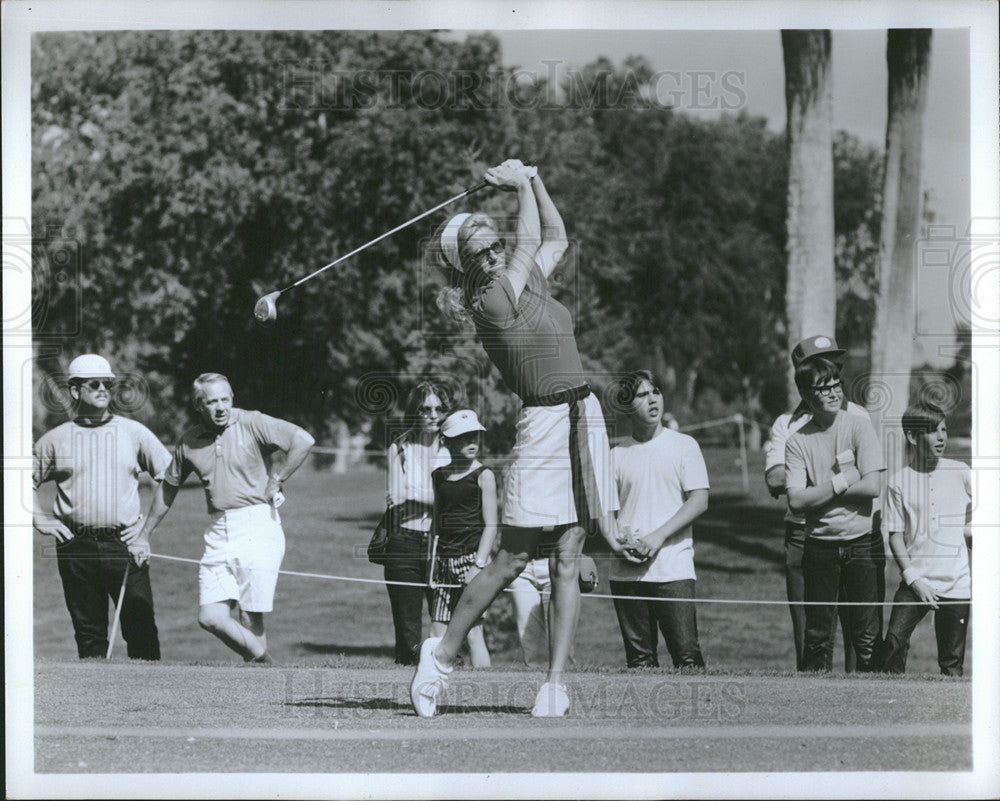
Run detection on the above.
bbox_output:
[471,239,505,264]
[418,405,444,416]
[80,379,115,391]
[811,381,843,398]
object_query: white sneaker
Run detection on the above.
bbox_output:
[410,637,452,717]
[531,681,570,717]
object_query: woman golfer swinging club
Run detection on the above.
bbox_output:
[411,158,646,717]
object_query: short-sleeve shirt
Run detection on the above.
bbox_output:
[764,401,870,525]
[784,410,884,541]
[609,428,710,583]
[164,408,302,513]
[884,459,971,598]
[33,416,172,529]
[469,264,586,400]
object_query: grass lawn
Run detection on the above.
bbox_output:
[26,444,975,781]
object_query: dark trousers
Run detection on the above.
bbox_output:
[786,523,854,671]
[880,583,969,676]
[383,528,432,665]
[802,533,881,672]
[56,532,160,660]
[610,579,706,669]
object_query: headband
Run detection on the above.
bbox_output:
[440,213,472,272]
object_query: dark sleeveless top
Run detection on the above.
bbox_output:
[432,464,487,556]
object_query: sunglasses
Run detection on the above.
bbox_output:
[79,378,115,391]
[811,381,842,398]
[471,238,506,264]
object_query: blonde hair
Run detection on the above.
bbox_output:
[429,212,499,324]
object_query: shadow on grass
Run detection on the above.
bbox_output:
[298,642,396,658]
[326,512,383,525]
[285,696,527,715]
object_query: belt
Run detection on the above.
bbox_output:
[71,525,124,542]
[521,384,591,407]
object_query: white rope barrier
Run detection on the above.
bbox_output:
[147,552,969,606]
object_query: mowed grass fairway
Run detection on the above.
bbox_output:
[32,447,973,775]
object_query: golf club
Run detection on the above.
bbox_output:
[253,178,490,326]
[106,561,131,659]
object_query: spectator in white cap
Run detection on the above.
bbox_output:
[763,335,870,671]
[33,354,171,659]
[428,409,498,668]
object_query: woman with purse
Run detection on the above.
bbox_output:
[383,382,451,665]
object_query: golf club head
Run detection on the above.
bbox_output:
[253,291,280,327]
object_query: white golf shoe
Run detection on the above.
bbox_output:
[531,681,570,717]
[410,637,452,718]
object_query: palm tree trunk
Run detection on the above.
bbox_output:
[781,30,836,407]
[869,30,932,464]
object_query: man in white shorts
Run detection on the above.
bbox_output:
[128,373,314,662]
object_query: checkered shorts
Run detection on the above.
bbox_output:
[430,550,480,623]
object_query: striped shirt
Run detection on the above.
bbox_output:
[33,416,171,529]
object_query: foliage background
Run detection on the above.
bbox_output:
[31,30,968,445]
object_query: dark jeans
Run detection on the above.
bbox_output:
[802,534,881,672]
[383,527,432,665]
[56,531,160,660]
[786,523,854,671]
[880,583,970,676]
[610,579,705,669]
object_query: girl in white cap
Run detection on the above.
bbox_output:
[428,409,498,668]
[410,160,644,718]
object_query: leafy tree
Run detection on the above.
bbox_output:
[32,32,887,448]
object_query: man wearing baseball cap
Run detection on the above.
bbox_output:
[763,336,870,671]
[33,354,171,659]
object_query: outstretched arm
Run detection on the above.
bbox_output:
[483,162,540,304]
[529,173,569,279]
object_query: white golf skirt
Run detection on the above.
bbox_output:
[501,392,619,528]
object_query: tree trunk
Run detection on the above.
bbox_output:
[781,31,837,408]
[869,30,932,477]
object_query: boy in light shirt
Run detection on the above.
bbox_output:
[609,370,710,669]
[880,403,972,676]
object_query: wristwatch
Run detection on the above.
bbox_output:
[474,557,489,569]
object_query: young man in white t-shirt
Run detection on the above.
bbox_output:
[609,370,710,669]
[880,403,972,676]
